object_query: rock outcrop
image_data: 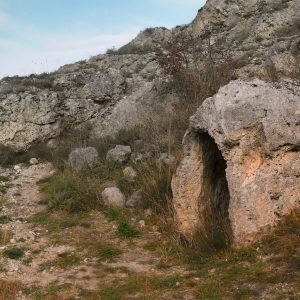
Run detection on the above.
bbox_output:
[1,0,298,150]
[172,80,300,246]
[192,0,300,80]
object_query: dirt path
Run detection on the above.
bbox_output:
[0,163,195,299]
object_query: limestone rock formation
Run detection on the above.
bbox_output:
[192,0,300,80]
[172,80,300,246]
[0,0,298,150]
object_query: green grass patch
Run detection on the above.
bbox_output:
[0,176,9,182]
[104,208,141,239]
[97,244,122,261]
[38,171,100,213]
[28,210,88,232]
[0,215,12,224]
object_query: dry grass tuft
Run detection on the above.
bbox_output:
[0,280,22,300]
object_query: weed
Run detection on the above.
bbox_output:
[117,220,140,239]
[28,210,88,232]
[97,244,122,261]
[104,208,140,239]
[55,252,81,269]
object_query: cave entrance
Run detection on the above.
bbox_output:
[198,132,232,249]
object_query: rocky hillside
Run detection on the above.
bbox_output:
[0,0,299,150]
[0,1,300,299]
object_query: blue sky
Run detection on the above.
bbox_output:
[0,0,206,78]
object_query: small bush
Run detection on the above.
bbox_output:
[136,161,175,217]
[3,248,24,260]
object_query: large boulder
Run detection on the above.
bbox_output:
[172,80,300,246]
[68,147,99,171]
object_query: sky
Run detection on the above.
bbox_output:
[0,0,206,78]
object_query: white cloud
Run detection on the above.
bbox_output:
[0,31,138,78]
[0,11,9,27]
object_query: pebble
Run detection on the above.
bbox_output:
[139,220,146,227]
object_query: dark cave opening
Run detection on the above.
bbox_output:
[198,132,232,249]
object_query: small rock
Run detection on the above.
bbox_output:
[68,147,98,171]
[123,166,137,180]
[159,153,176,166]
[13,165,22,172]
[126,189,143,208]
[29,158,39,165]
[130,152,144,163]
[106,145,132,163]
[101,187,126,208]
[139,220,146,227]
[144,208,153,218]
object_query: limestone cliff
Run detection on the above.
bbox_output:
[0,0,299,150]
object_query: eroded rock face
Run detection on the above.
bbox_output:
[172,80,300,246]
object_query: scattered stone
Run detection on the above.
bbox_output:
[101,187,126,208]
[29,158,39,165]
[159,153,176,166]
[106,145,132,163]
[139,220,146,227]
[123,166,137,180]
[131,152,144,163]
[126,189,143,208]
[68,147,98,171]
[13,165,22,172]
[144,208,153,218]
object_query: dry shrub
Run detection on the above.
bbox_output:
[158,32,236,109]
[260,209,300,269]
[0,280,21,300]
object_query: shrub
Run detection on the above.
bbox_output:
[3,248,24,260]
[136,162,175,217]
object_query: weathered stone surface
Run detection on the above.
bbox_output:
[106,145,132,163]
[1,0,298,150]
[101,187,126,208]
[172,80,300,246]
[68,147,98,171]
[192,0,300,79]
[159,153,176,166]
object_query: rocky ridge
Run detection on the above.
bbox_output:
[0,0,299,150]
